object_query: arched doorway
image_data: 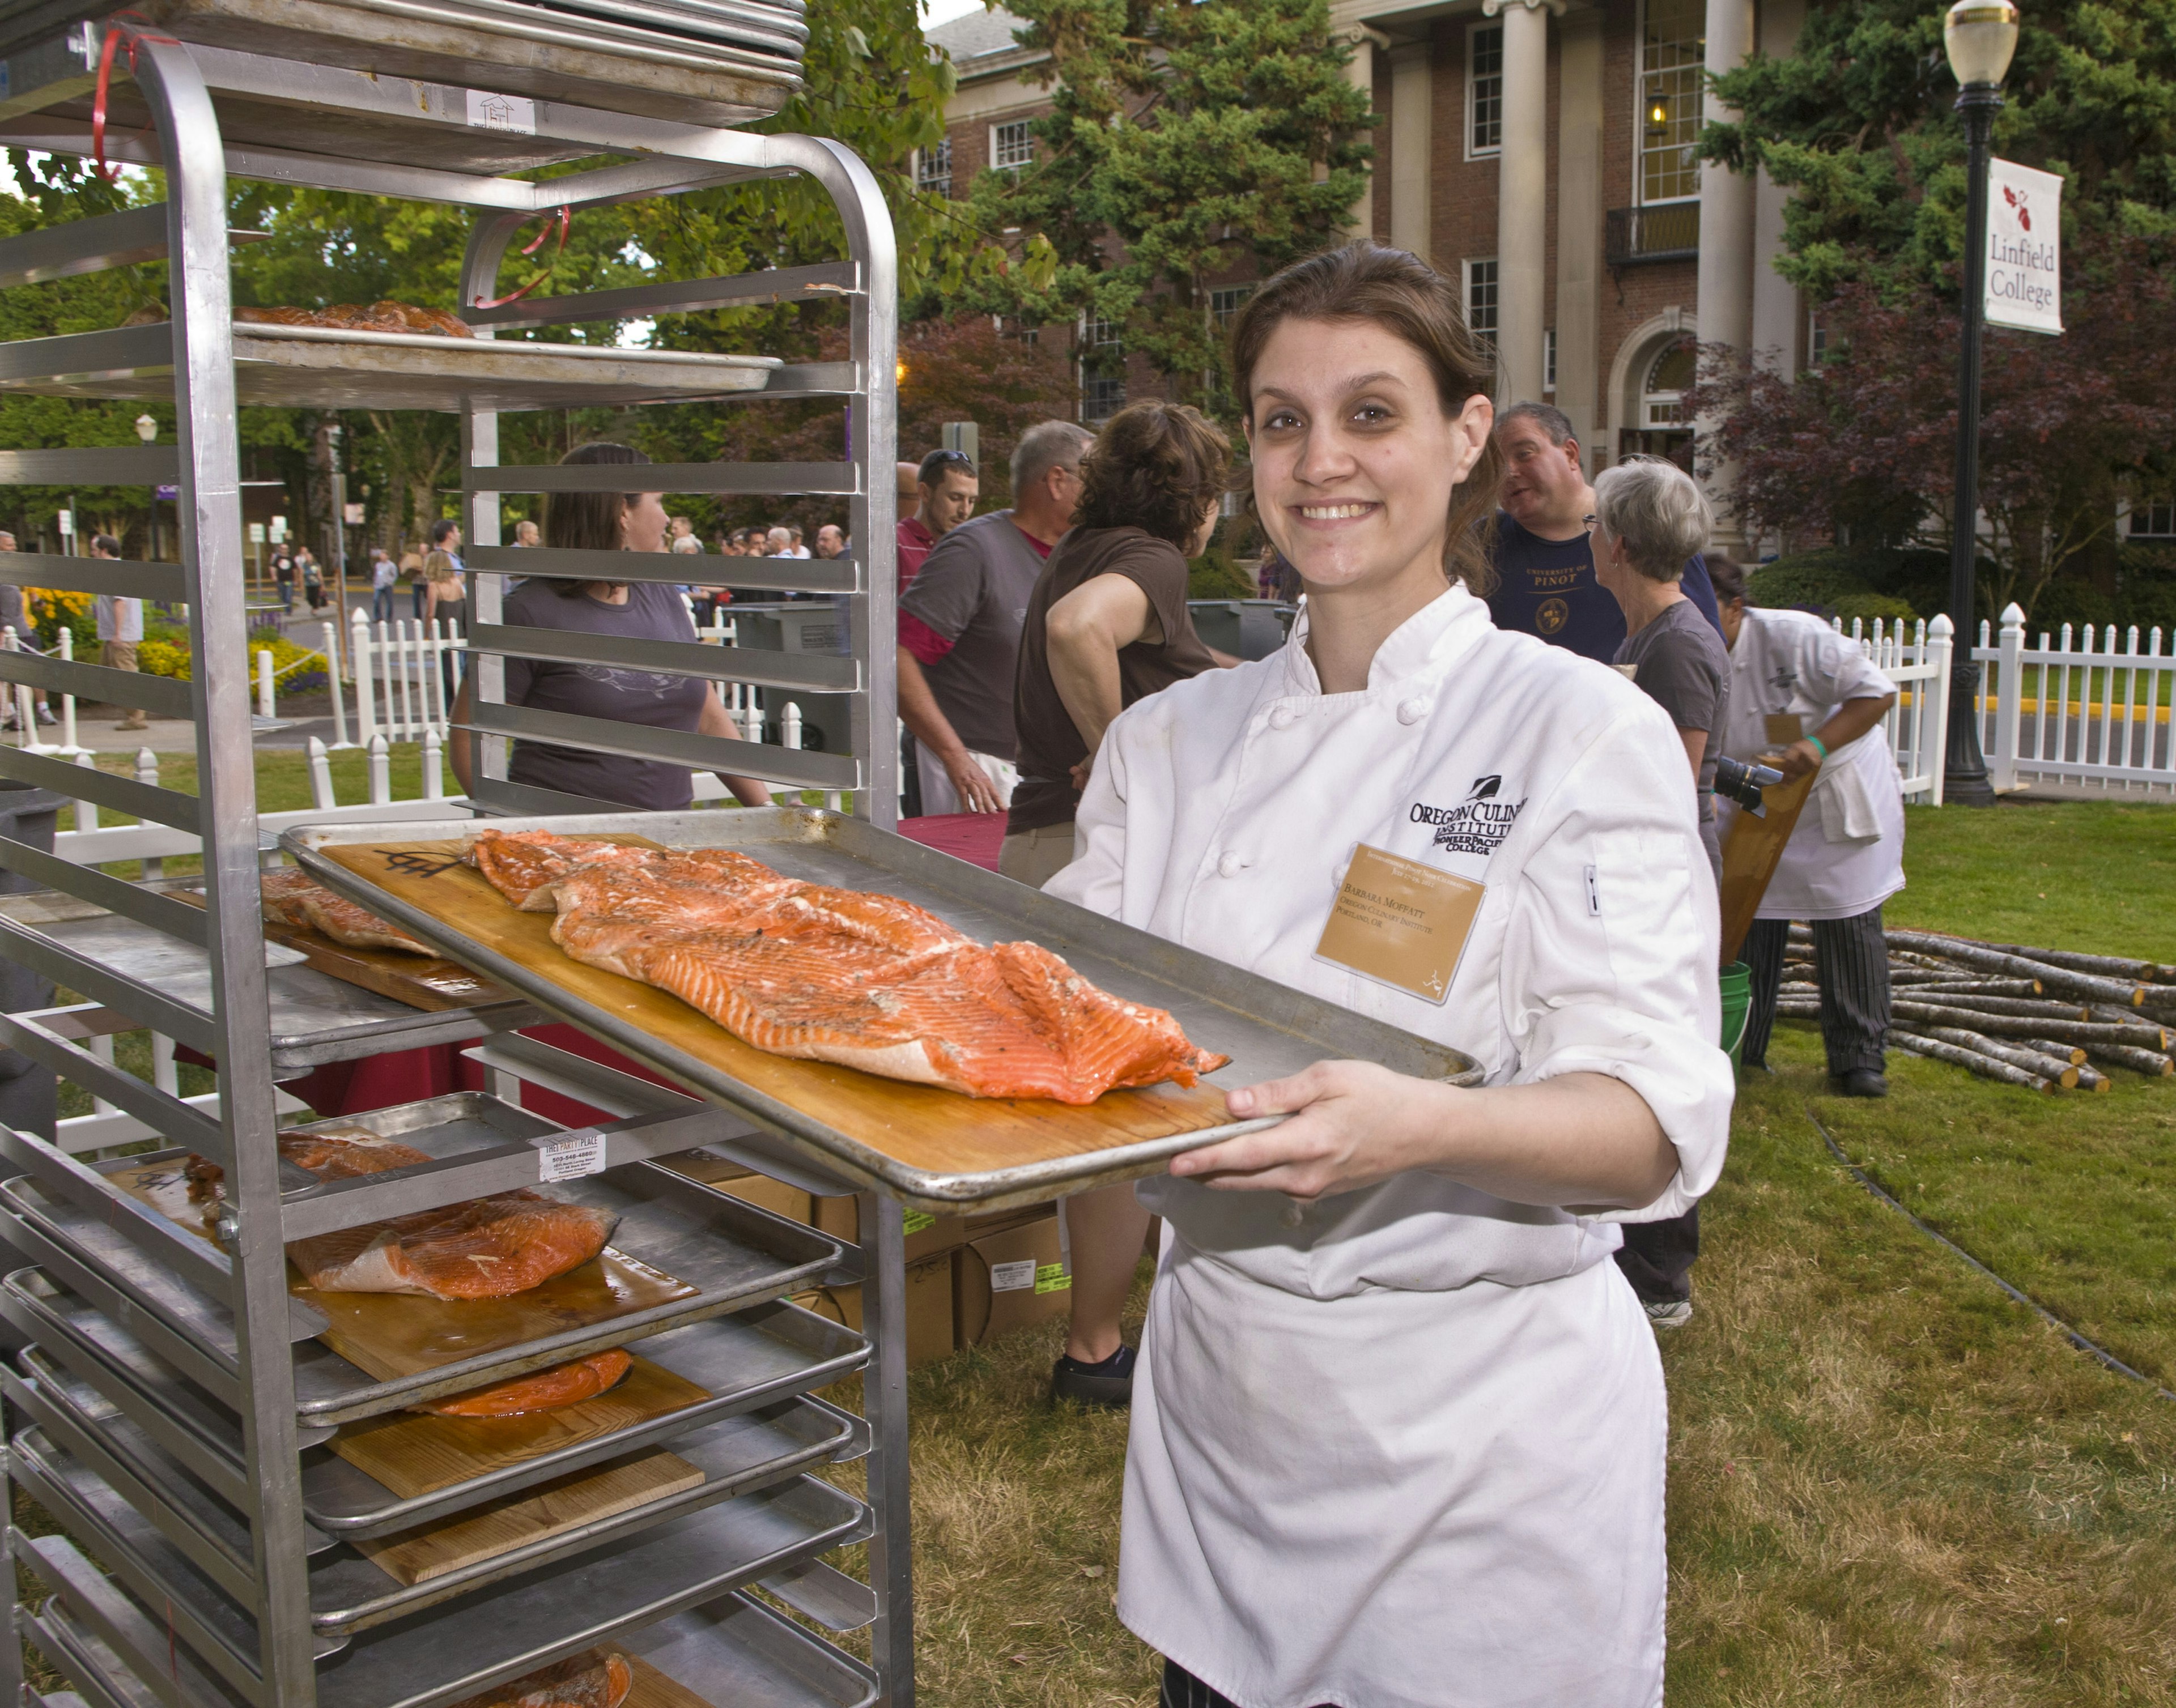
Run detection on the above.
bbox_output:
[1618,336,1695,470]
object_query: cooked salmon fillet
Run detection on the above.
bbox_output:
[414,1348,633,1417]
[185,1130,618,1300]
[447,1650,632,1708]
[505,830,1226,1104]
[467,828,664,911]
[262,868,435,955]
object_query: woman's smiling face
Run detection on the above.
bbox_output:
[1245,317,1491,596]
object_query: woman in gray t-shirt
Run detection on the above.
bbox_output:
[1591,457,1729,881]
[448,444,770,812]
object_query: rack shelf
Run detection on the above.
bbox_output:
[0,19,910,1707]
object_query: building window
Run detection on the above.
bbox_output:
[1463,258,1499,344]
[1544,327,1557,393]
[1807,308,1831,369]
[1642,338,1695,427]
[2130,501,2176,539]
[1467,23,1503,158]
[1638,0,1705,205]
[1083,310,1122,350]
[1083,374,1127,423]
[992,120,1034,171]
[914,139,952,199]
[1210,286,1253,326]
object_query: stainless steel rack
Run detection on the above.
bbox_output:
[0,23,913,1708]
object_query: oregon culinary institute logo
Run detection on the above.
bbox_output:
[1410,774,1526,855]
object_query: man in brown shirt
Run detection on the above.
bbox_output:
[1002,399,1237,1408]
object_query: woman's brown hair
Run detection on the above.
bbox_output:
[545,442,650,595]
[1227,242,1503,595]
[1072,401,1232,549]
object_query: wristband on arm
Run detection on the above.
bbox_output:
[1805,734,1828,760]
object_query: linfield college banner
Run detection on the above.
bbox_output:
[1984,158,2063,336]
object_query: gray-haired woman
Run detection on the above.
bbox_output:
[1590,454,1727,1331]
[1591,456,1728,881]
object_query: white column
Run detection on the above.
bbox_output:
[1695,0,1757,551]
[1389,41,1433,261]
[1553,5,1605,462]
[1748,0,1807,376]
[1486,0,1562,405]
[1341,25,1391,240]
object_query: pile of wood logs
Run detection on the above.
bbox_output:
[1776,926,2176,1094]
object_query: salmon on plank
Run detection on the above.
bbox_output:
[261,868,435,955]
[447,1650,632,1708]
[186,1131,618,1300]
[413,1348,633,1417]
[466,828,664,911]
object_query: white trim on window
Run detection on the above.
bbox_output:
[1635,0,1705,206]
[913,138,953,198]
[991,118,1034,172]
[1463,257,1500,344]
[1465,20,1503,160]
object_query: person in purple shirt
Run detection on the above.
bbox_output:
[1486,402,1722,656]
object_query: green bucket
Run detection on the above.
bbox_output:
[1719,961,1752,1071]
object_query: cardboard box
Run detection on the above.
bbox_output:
[660,1153,815,1226]
[955,1213,1072,1348]
[792,1250,957,1368]
[812,1194,965,1265]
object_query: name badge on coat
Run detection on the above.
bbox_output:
[1313,844,1485,1004]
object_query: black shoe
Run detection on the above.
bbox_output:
[1052,1343,1137,1408]
[1833,1068,1888,1098]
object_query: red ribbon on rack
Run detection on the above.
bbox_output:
[90,11,180,184]
[473,204,572,310]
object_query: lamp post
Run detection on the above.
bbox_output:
[1940,0,2018,807]
[134,415,158,561]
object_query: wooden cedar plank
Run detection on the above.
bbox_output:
[319,839,1240,1177]
[351,1449,702,1585]
[329,1355,711,1499]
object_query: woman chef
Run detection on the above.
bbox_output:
[1707,557,1902,1097]
[1044,243,1733,1708]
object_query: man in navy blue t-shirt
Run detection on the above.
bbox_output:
[1487,402,1722,657]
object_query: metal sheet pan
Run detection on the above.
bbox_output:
[28,1582,879,1708]
[287,807,1484,1211]
[2,1092,845,1425]
[15,1352,861,1635]
[7,1265,868,1538]
[0,321,784,413]
[0,888,538,1070]
[17,1429,869,1708]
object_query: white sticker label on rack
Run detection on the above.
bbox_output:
[467,90,537,134]
[989,1259,1036,1293]
[536,1132,607,1183]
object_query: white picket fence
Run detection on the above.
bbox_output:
[352,608,467,745]
[1972,603,2175,796]
[1828,612,1956,806]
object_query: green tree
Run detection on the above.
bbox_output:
[954,0,1371,407]
[1702,0,2176,301]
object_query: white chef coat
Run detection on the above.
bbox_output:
[1046,583,1734,1708]
[1719,607,1906,921]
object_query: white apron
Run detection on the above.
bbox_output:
[1046,586,1735,1708]
[1718,608,1906,921]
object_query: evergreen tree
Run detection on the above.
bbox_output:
[1702,0,2176,300]
[954,0,1371,407]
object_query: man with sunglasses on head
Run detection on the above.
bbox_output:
[897,448,979,591]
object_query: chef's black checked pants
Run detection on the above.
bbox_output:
[1162,1660,1331,1708]
[1741,906,1892,1077]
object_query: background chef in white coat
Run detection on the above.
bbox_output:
[1709,557,1903,1097]
[1046,243,1734,1708]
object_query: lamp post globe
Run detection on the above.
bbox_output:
[133,414,156,444]
[1938,0,2016,808]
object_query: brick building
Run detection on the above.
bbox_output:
[924,0,1810,550]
